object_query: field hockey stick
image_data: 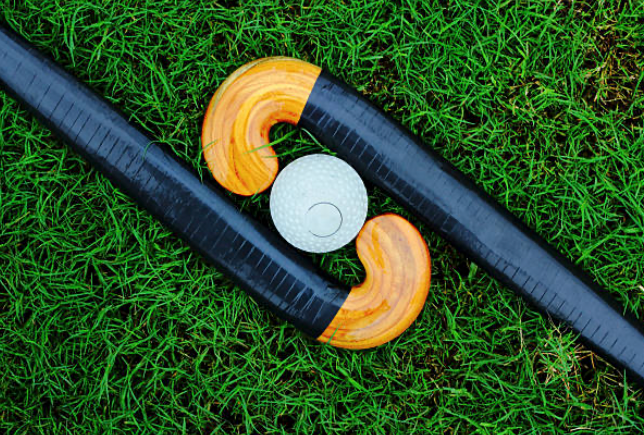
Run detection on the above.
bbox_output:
[202,57,644,386]
[0,24,430,349]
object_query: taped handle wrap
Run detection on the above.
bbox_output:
[299,70,644,384]
[0,25,348,338]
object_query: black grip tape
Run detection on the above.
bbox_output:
[299,70,644,384]
[0,25,348,338]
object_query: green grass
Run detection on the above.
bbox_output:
[1,0,643,433]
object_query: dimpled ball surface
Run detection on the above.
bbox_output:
[270,154,368,253]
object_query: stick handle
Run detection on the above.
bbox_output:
[0,25,348,338]
[299,70,644,384]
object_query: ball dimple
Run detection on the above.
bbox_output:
[269,154,368,253]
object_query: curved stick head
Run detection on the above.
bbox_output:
[318,214,431,349]
[202,57,321,196]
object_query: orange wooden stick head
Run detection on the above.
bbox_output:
[318,214,431,349]
[202,57,321,196]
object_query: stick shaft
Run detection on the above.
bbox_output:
[300,71,644,385]
[0,25,347,337]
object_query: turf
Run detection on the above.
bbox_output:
[1,0,643,433]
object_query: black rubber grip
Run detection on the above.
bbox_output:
[0,25,348,338]
[299,70,644,384]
